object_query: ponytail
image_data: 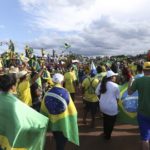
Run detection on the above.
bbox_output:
[100,76,108,94]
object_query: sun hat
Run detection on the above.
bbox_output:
[22,57,29,63]
[4,68,9,74]
[17,70,28,78]
[52,73,64,84]
[9,66,19,74]
[20,55,29,63]
[106,70,118,78]
[143,62,150,70]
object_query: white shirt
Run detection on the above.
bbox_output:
[95,81,120,116]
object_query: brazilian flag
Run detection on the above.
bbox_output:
[64,43,71,49]
[0,93,49,150]
[117,83,137,125]
[41,86,79,146]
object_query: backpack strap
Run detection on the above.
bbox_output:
[84,77,95,92]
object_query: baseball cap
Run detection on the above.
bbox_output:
[9,66,19,74]
[143,62,150,70]
[52,73,64,84]
[17,70,28,78]
[106,70,118,78]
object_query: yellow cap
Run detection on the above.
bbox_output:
[143,62,150,70]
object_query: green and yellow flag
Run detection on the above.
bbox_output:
[64,43,71,49]
[41,86,79,146]
[117,83,137,125]
[0,93,49,150]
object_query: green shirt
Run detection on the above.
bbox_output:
[131,76,150,117]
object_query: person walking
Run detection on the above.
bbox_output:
[41,73,79,150]
[128,62,150,150]
[64,65,76,101]
[96,70,120,140]
[82,69,99,128]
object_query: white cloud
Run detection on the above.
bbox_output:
[19,0,150,56]
[19,0,149,31]
[19,0,98,31]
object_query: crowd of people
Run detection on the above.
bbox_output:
[0,46,150,150]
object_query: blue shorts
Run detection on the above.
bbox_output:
[137,113,150,141]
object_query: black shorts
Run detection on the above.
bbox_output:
[83,100,99,115]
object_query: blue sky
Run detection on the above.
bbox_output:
[0,0,36,53]
[0,1,29,40]
[1,0,150,56]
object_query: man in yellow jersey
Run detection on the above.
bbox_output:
[64,65,76,101]
[82,69,99,127]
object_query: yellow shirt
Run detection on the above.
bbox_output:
[64,71,75,93]
[95,72,106,81]
[0,59,2,68]
[129,63,137,75]
[17,79,32,106]
[43,70,54,86]
[82,77,99,102]
[72,70,77,81]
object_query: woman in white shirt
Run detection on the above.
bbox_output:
[96,70,120,140]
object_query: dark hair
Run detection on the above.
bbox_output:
[66,64,72,71]
[96,66,102,73]
[111,62,118,73]
[100,76,108,94]
[137,64,143,72]
[31,71,38,79]
[0,74,17,92]
[122,66,132,82]
[19,75,27,83]
[30,82,39,99]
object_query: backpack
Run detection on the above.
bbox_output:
[85,78,96,94]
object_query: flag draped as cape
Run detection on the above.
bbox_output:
[0,93,49,150]
[117,83,137,125]
[41,86,79,146]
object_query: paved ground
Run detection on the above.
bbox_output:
[44,88,141,150]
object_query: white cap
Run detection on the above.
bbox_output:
[52,73,64,84]
[22,57,29,63]
[17,70,28,78]
[9,66,19,74]
[106,70,118,78]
